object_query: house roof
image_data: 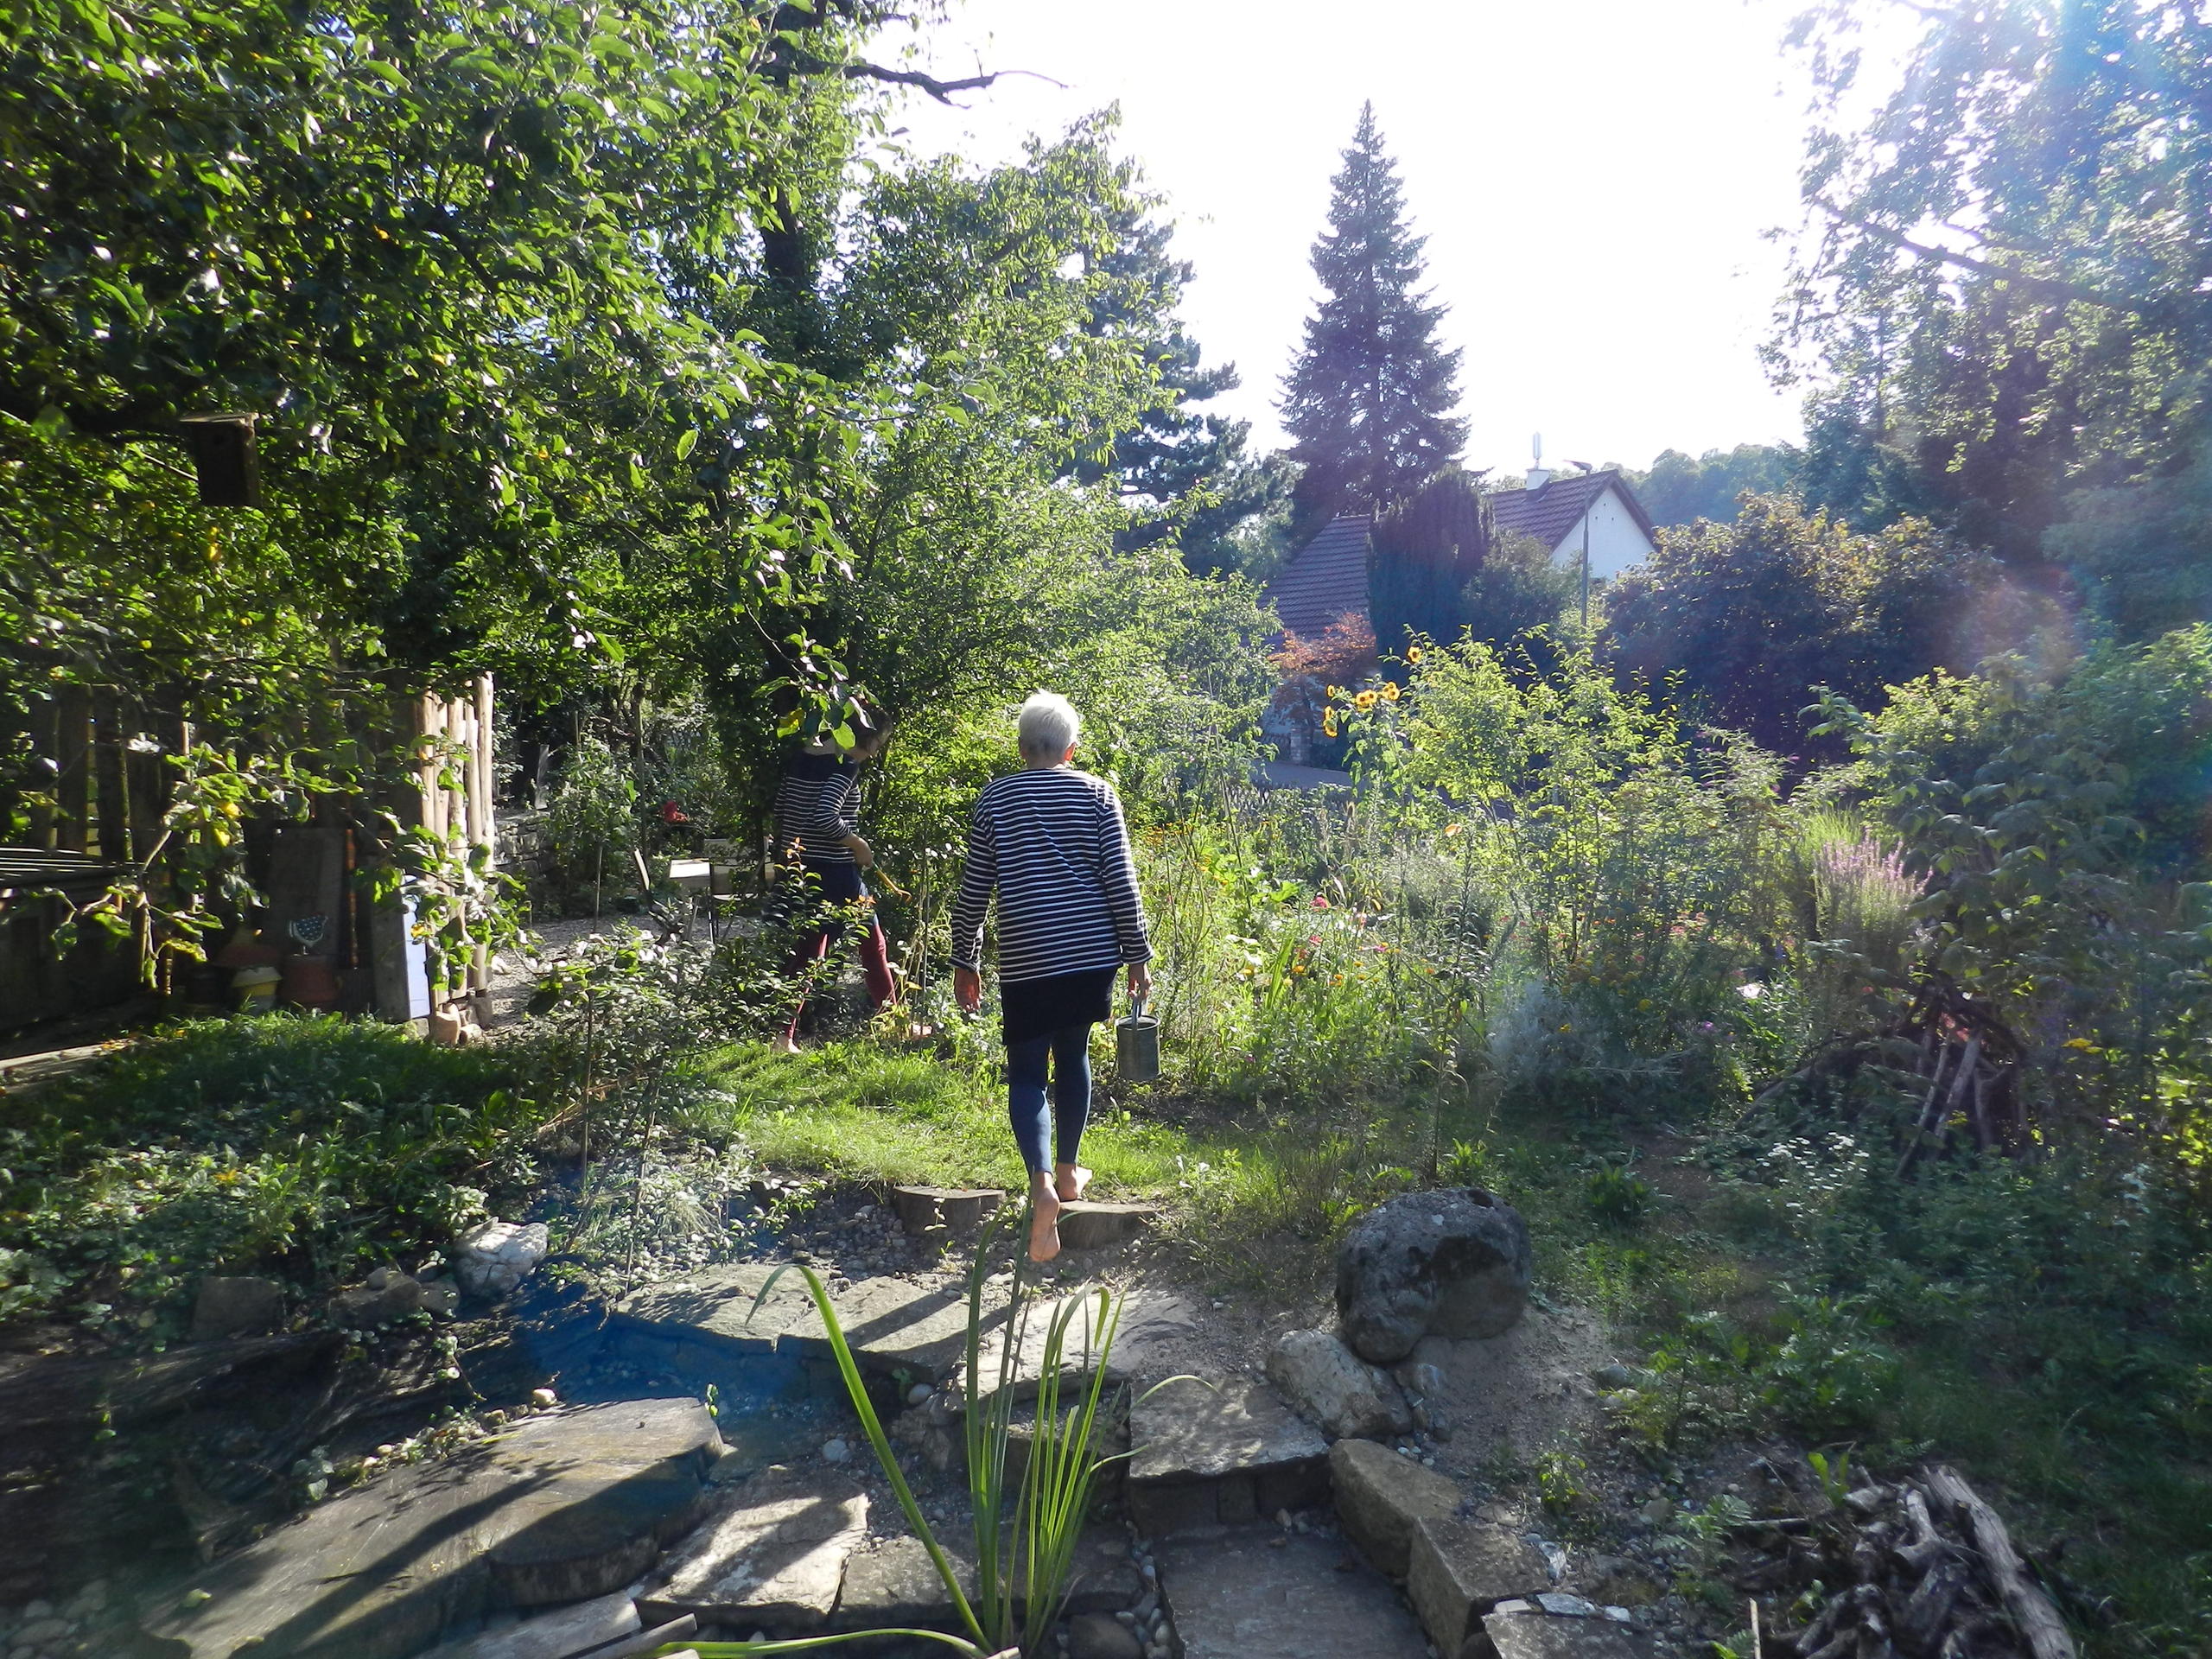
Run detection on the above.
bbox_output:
[1487,469,1657,550]
[1262,513,1373,636]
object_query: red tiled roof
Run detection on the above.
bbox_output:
[1487,469,1656,550]
[1262,514,1373,636]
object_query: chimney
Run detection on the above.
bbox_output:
[1524,430,1553,491]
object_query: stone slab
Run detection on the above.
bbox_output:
[414,1591,639,1659]
[1129,1376,1329,1537]
[1408,1516,1553,1656]
[888,1186,1006,1236]
[1331,1438,1463,1579]
[1156,1527,1430,1659]
[613,1264,821,1358]
[830,1534,979,1630]
[1484,1607,1647,1659]
[137,1400,721,1659]
[639,1472,869,1633]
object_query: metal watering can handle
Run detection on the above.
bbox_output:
[1129,991,1147,1022]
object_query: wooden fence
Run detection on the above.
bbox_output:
[2,678,499,1040]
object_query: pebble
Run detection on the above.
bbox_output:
[822,1438,851,1464]
[906,1383,934,1407]
[13,1617,72,1647]
[531,1388,558,1409]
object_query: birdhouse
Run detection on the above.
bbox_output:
[180,412,260,507]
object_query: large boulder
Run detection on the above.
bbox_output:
[1335,1187,1531,1364]
[1265,1329,1413,1440]
[454,1220,550,1300]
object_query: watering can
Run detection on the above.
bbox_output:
[1115,993,1160,1084]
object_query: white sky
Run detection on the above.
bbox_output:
[883,0,1839,476]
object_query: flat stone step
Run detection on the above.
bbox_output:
[136,1399,721,1659]
[1128,1376,1329,1537]
[613,1268,1185,1399]
[1157,1526,1429,1658]
[1055,1200,1160,1251]
[638,1467,870,1635]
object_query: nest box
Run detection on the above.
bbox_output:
[180,412,260,507]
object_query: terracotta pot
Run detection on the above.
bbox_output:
[280,955,342,1010]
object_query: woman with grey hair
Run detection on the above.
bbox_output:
[951,691,1152,1262]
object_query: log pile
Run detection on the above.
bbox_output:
[1766,1465,2078,1659]
[1751,976,2027,1169]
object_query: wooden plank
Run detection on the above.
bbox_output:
[91,694,130,863]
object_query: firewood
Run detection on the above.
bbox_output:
[1923,1465,2076,1659]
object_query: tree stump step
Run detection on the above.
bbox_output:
[887,1185,1005,1236]
[1055,1200,1161,1251]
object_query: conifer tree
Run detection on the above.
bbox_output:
[1281,103,1467,527]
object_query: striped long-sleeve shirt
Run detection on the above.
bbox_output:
[772,748,861,864]
[950,766,1151,983]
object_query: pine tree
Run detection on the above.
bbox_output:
[1281,103,1467,527]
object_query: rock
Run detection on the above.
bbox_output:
[1128,1377,1329,1538]
[1634,1497,1671,1526]
[1328,1439,1461,1579]
[412,1591,639,1659]
[638,1471,868,1633]
[1484,1606,1647,1659]
[1266,1330,1413,1440]
[1590,1363,1637,1390]
[1068,1611,1145,1659]
[331,1271,430,1326]
[1336,1187,1533,1364]
[135,1400,721,1659]
[906,1383,935,1406]
[1156,1529,1428,1658]
[820,1439,849,1464]
[13,1616,71,1646]
[190,1276,284,1341]
[453,1221,550,1300]
[1407,1516,1551,1658]
[532,1388,559,1409]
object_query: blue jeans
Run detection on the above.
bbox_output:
[1007,1023,1093,1175]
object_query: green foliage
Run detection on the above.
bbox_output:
[1776,0,2212,560]
[1459,530,1576,652]
[1586,1161,1655,1225]
[0,1018,542,1329]
[545,737,643,906]
[1631,445,1802,529]
[2046,432,2212,643]
[1605,495,2012,757]
[1281,102,1465,524]
[1369,468,1497,654]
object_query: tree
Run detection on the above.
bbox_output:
[1605,496,2015,756]
[1369,468,1494,653]
[1773,0,2212,563]
[1280,102,1465,527]
[1634,444,1803,529]
[1077,212,1298,575]
[1268,613,1377,763]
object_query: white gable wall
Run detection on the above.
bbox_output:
[1551,486,1656,580]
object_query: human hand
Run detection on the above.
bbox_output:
[954,964,982,1013]
[847,836,874,868]
[1128,963,1153,1004]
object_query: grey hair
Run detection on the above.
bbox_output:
[1016,690,1082,760]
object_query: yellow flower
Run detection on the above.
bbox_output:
[1321,710,1338,737]
[2063,1036,2097,1051]
[1354,690,1379,711]
[1406,645,1424,664]
[1325,684,1345,699]
[1381,681,1401,702]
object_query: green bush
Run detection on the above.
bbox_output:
[0,1017,546,1333]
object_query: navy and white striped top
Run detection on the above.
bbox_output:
[950,766,1151,983]
[773,748,861,864]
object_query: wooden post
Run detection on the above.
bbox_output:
[92,693,130,863]
[26,696,56,849]
[126,703,167,866]
[54,688,91,854]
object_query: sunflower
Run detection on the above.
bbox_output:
[1380,681,1401,702]
[1353,690,1379,711]
[1321,709,1338,737]
[1405,645,1424,664]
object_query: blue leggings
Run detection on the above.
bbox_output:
[1007,1023,1093,1175]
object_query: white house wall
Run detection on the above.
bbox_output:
[1553,487,1655,580]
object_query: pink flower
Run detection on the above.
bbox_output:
[1311,894,1332,911]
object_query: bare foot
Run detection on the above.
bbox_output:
[1027,1188,1062,1263]
[772,1033,800,1056]
[1053,1164,1092,1203]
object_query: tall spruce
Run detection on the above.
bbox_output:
[1281,103,1467,528]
